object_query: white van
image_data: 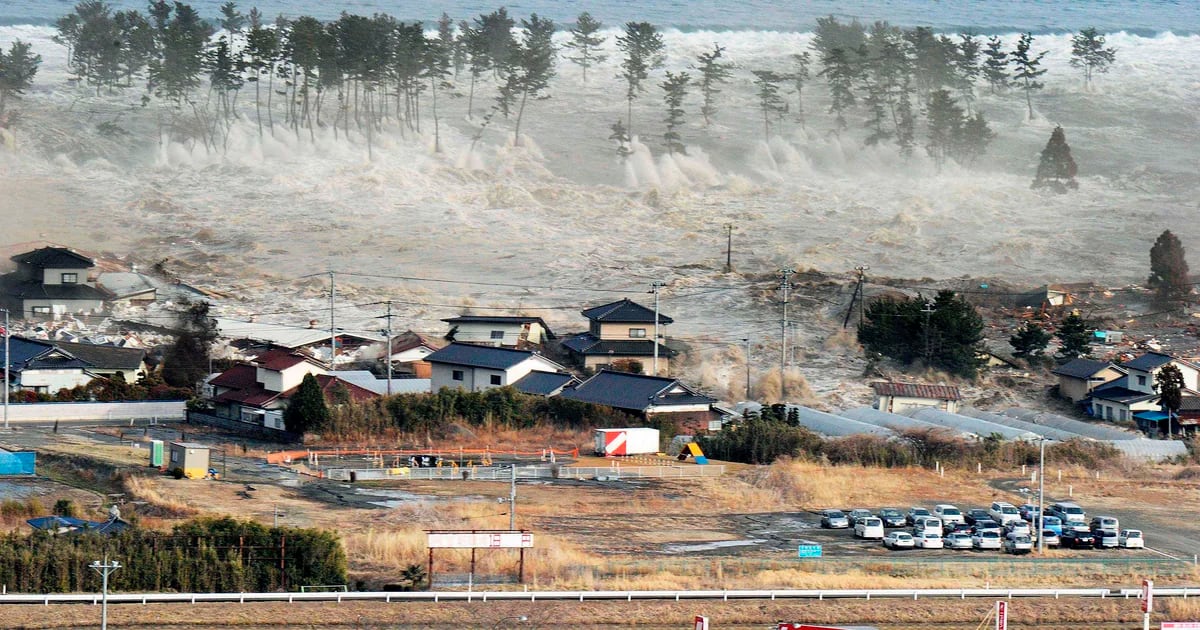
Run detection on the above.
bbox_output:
[934,504,965,525]
[855,517,885,540]
[989,501,1021,525]
[913,516,943,535]
[1089,516,1119,532]
[1051,502,1087,528]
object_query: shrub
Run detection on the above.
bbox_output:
[170,467,185,480]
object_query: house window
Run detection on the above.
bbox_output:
[490,375,502,386]
[490,330,505,340]
[628,328,647,338]
[61,273,78,284]
[31,306,51,314]
[452,370,464,381]
[1137,375,1146,387]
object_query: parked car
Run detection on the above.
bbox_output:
[878,508,907,528]
[1019,503,1041,521]
[821,509,850,529]
[1041,529,1060,548]
[934,504,965,525]
[915,530,944,549]
[884,531,915,549]
[848,508,874,525]
[1004,534,1033,555]
[1049,502,1087,529]
[965,508,990,525]
[1119,529,1144,549]
[945,532,974,549]
[972,530,1003,550]
[1093,529,1120,549]
[1041,515,1063,536]
[989,501,1022,525]
[972,519,1002,536]
[906,506,932,526]
[913,516,943,535]
[1060,529,1095,549]
[1089,516,1119,532]
[944,522,973,536]
[1005,520,1032,537]
[855,517,885,540]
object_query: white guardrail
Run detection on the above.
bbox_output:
[0,586,1195,606]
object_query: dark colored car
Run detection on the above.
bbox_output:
[1061,529,1095,549]
[972,519,1002,536]
[944,522,973,535]
[965,508,990,525]
[878,508,907,528]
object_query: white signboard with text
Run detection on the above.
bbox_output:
[427,531,533,549]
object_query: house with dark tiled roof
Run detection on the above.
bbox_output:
[384,330,440,378]
[871,381,962,414]
[442,315,554,349]
[0,247,112,319]
[1090,351,1200,424]
[207,349,377,432]
[511,371,579,397]
[562,298,674,376]
[559,370,720,433]
[425,342,568,393]
[1052,358,1125,403]
[0,336,148,395]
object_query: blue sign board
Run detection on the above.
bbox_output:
[797,544,822,558]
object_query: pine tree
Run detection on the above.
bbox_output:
[956,33,981,113]
[462,22,490,118]
[1010,32,1048,120]
[1070,27,1117,91]
[819,47,856,130]
[1032,125,1079,192]
[244,9,279,138]
[609,119,632,159]
[660,70,690,154]
[0,40,41,116]
[505,14,556,145]
[1055,312,1092,360]
[981,35,1008,94]
[858,290,985,378]
[693,44,732,127]
[283,373,330,434]
[955,111,995,166]
[789,52,811,127]
[427,20,453,152]
[1009,321,1051,358]
[148,2,213,105]
[1147,229,1191,306]
[217,2,245,32]
[563,12,606,83]
[751,70,786,139]
[1155,364,1184,429]
[924,88,962,171]
[616,21,666,138]
[162,301,217,390]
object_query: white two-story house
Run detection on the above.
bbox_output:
[1090,351,1200,422]
[425,343,567,393]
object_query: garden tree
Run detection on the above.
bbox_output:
[563,12,606,83]
[0,40,41,116]
[693,44,732,127]
[659,70,690,154]
[750,70,786,139]
[818,47,856,130]
[1070,27,1117,90]
[502,14,556,144]
[283,373,330,434]
[147,2,213,105]
[955,33,982,113]
[1055,312,1092,359]
[788,51,811,127]
[696,413,823,465]
[1155,364,1185,427]
[1009,32,1048,120]
[1031,125,1079,192]
[1147,229,1191,306]
[857,290,986,378]
[616,21,666,138]
[609,119,632,159]
[1009,321,1052,359]
[244,8,279,138]
[162,301,217,390]
[981,35,1008,93]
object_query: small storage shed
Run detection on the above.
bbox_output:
[168,442,211,479]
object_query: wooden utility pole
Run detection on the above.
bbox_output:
[779,269,795,372]
[724,224,733,272]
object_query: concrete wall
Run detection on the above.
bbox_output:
[41,267,93,286]
[0,401,186,421]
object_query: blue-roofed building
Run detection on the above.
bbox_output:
[27,515,131,536]
[559,369,721,433]
[425,343,567,393]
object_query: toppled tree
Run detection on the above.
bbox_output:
[693,44,732,127]
[283,373,330,434]
[1009,32,1047,120]
[1009,321,1052,359]
[1055,312,1092,360]
[1032,125,1079,192]
[616,21,666,137]
[858,290,986,379]
[162,301,218,390]
[659,70,690,154]
[0,40,42,115]
[1070,27,1117,91]
[1147,229,1191,306]
[563,12,606,83]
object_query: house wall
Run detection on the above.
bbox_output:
[431,362,477,392]
[1058,367,1123,403]
[1093,399,1159,423]
[21,298,105,319]
[583,354,667,376]
[877,394,959,414]
[431,356,563,393]
[596,322,657,340]
[450,322,525,347]
[0,401,185,421]
[256,362,326,393]
[17,368,93,393]
[40,267,94,286]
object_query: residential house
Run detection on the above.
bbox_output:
[0,336,147,394]
[207,348,377,431]
[511,371,579,397]
[562,298,675,376]
[96,271,158,306]
[1052,358,1125,403]
[442,315,554,349]
[871,381,962,414]
[214,317,384,366]
[425,343,567,393]
[559,370,720,433]
[0,247,111,319]
[1089,352,1200,423]
[384,331,440,378]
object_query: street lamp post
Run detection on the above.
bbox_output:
[1037,437,1046,554]
[89,556,121,630]
[2,307,9,431]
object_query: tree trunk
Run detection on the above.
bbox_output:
[1024,78,1033,120]
[431,75,441,153]
[513,88,529,147]
[266,64,276,136]
[468,73,476,119]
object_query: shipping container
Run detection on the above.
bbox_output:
[594,428,660,456]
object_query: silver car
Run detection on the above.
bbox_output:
[945,532,974,549]
[821,509,850,529]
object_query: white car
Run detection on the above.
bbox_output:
[934,504,965,525]
[989,501,1022,526]
[972,530,1003,550]
[1119,529,1144,549]
[884,531,915,549]
[1005,521,1032,537]
[945,532,974,549]
[855,517,885,540]
[1004,534,1033,555]
[915,530,944,549]
[913,516,943,535]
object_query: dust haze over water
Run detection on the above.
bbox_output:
[0,5,1199,399]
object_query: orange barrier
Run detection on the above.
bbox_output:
[265,446,580,465]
